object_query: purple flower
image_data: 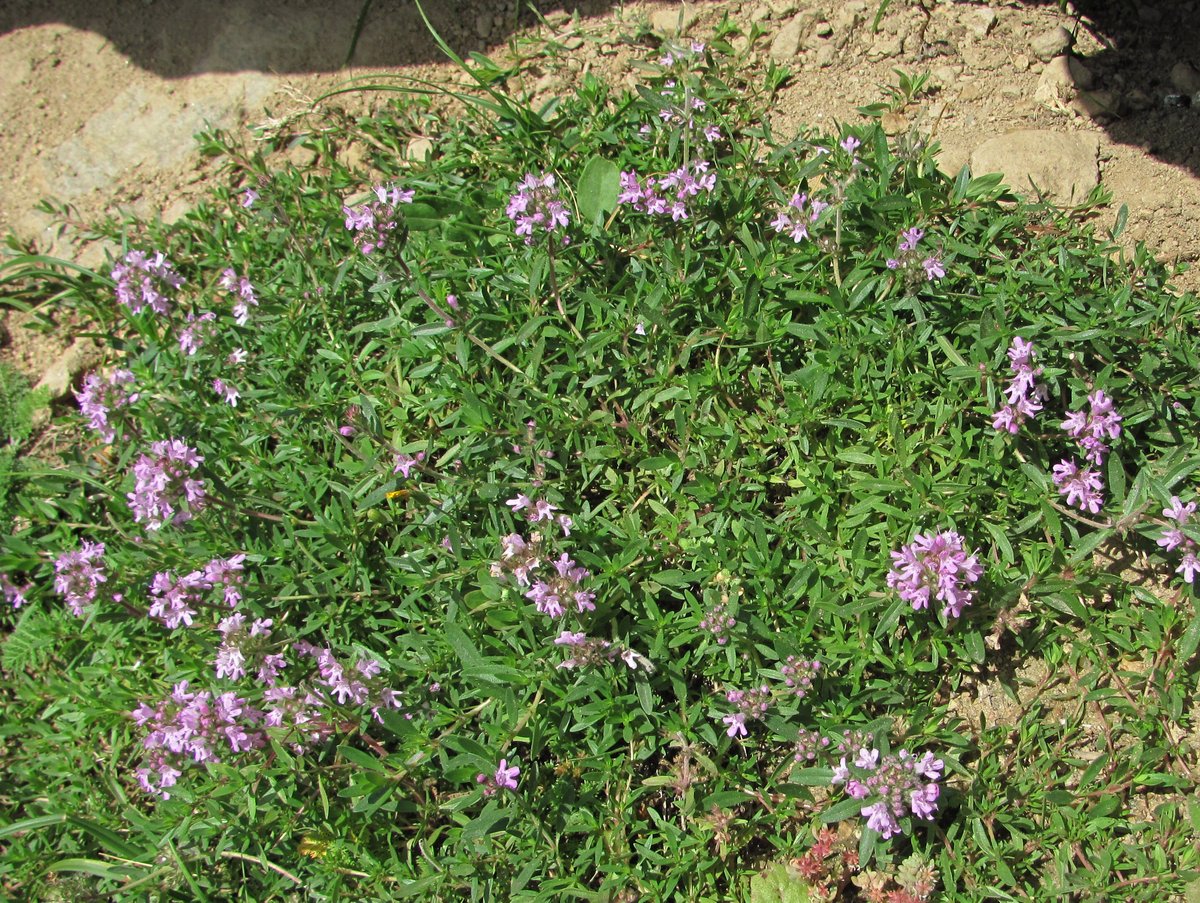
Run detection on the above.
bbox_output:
[218,269,259,325]
[619,162,716,223]
[887,530,982,619]
[780,656,820,697]
[719,685,771,739]
[507,172,572,245]
[127,439,207,531]
[178,311,216,355]
[833,746,944,839]
[392,451,425,478]
[922,256,945,281]
[212,378,240,407]
[148,570,208,629]
[0,573,29,610]
[1061,390,1122,466]
[554,631,653,671]
[54,541,107,617]
[76,369,139,444]
[343,183,413,255]
[1051,459,1105,514]
[477,758,520,795]
[840,135,862,155]
[769,190,826,244]
[130,681,265,798]
[993,338,1045,434]
[112,250,184,315]
[241,188,259,209]
[898,228,924,252]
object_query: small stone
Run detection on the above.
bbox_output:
[1126,88,1153,111]
[650,3,698,35]
[867,32,904,61]
[1068,56,1094,89]
[749,4,771,24]
[1170,61,1200,95]
[769,0,798,17]
[561,35,584,50]
[1031,25,1072,62]
[1013,54,1031,71]
[1072,89,1121,121]
[813,42,836,67]
[881,111,908,135]
[967,7,997,38]
[406,137,433,162]
[814,20,832,37]
[35,338,103,400]
[769,18,804,60]
[475,13,492,39]
[1035,55,1084,109]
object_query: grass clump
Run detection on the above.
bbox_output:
[2,24,1200,902]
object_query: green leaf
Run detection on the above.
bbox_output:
[577,156,620,223]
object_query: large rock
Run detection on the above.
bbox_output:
[968,130,1100,202]
[769,17,805,60]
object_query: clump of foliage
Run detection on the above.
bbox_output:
[2,16,1200,902]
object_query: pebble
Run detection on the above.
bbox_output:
[813,42,836,67]
[967,7,997,38]
[1170,61,1200,95]
[814,21,832,37]
[1030,25,1072,62]
[769,17,805,61]
[406,137,433,162]
[1072,89,1120,121]
[475,13,492,39]
[34,338,103,400]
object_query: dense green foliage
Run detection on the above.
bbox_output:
[2,23,1200,902]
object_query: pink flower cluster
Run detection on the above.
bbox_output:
[721,685,772,738]
[490,494,575,595]
[476,758,520,796]
[1061,390,1122,466]
[699,593,736,645]
[618,160,717,222]
[524,552,596,619]
[1158,496,1200,584]
[343,183,414,255]
[216,613,285,682]
[991,338,1044,434]
[832,746,944,840]
[177,311,216,356]
[218,268,259,325]
[127,439,207,530]
[885,227,944,282]
[132,639,406,798]
[506,172,571,245]
[554,631,654,672]
[769,192,829,244]
[147,556,244,630]
[887,530,982,619]
[780,656,821,698]
[294,641,404,722]
[1,573,30,610]
[76,369,139,444]
[54,541,107,617]
[132,681,265,799]
[1052,390,1121,515]
[112,250,184,315]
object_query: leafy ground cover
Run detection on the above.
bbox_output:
[3,15,1200,902]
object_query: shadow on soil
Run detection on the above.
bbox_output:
[0,0,620,74]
